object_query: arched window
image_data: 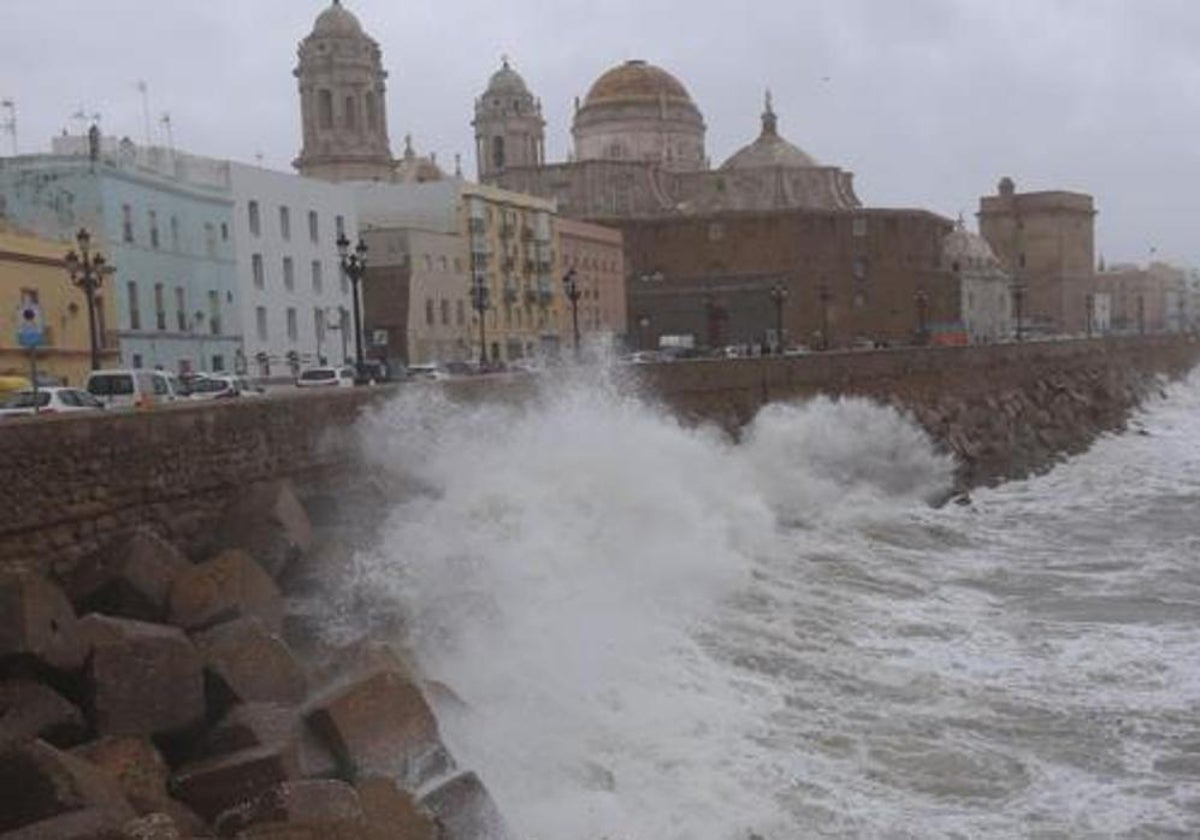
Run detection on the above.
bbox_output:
[492,136,506,170]
[318,90,333,130]
[365,92,377,131]
[344,96,358,130]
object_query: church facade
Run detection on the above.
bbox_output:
[474,59,861,220]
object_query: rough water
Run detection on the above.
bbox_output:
[339,365,1200,839]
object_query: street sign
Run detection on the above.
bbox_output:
[16,303,43,349]
[371,329,388,347]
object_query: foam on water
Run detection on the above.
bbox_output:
[332,364,1200,838]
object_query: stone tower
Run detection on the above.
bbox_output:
[473,58,545,182]
[294,1,393,182]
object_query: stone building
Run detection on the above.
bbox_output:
[621,208,953,351]
[477,60,860,219]
[977,177,1096,337]
[941,220,1013,345]
[0,223,120,385]
[557,218,626,348]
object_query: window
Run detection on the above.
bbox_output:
[308,210,319,243]
[365,92,378,130]
[853,257,869,280]
[283,257,295,291]
[440,299,450,325]
[456,299,465,325]
[344,96,357,130]
[256,306,268,340]
[204,223,216,258]
[335,215,345,238]
[852,217,868,237]
[122,205,134,243]
[248,201,261,237]
[279,206,291,241]
[148,211,159,249]
[318,90,333,130]
[252,254,264,289]
[170,216,180,250]
[425,298,434,326]
[439,256,448,272]
[424,254,433,271]
[175,287,186,331]
[127,281,141,330]
[154,283,166,330]
[286,307,298,342]
[311,260,323,294]
[340,272,349,296]
[454,257,463,273]
[211,355,225,373]
[314,307,326,349]
[492,136,505,169]
[132,353,143,369]
[208,290,221,335]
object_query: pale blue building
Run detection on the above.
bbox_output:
[0,133,242,374]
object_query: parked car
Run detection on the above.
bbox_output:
[0,374,31,398]
[295,366,355,388]
[188,375,243,400]
[85,369,176,409]
[0,387,105,418]
[407,363,450,381]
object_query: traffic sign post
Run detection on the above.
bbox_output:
[16,303,43,415]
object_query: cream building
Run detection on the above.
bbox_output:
[0,223,119,385]
[941,220,1013,344]
[557,218,626,349]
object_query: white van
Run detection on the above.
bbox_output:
[85,369,176,410]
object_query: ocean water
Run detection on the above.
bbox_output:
[337,364,1200,839]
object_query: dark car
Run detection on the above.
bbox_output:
[354,360,392,386]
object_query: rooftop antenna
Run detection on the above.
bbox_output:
[136,81,152,146]
[160,112,175,152]
[0,99,16,155]
[255,149,265,165]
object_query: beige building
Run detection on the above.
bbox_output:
[941,221,1013,344]
[557,218,626,348]
[0,224,119,386]
[978,177,1096,336]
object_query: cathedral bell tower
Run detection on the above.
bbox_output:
[472,57,545,182]
[294,1,393,182]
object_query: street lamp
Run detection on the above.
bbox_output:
[63,227,112,371]
[1085,293,1094,338]
[471,273,489,366]
[1011,280,1026,342]
[817,284,831,350]
[562,267,581,359]
[638,315,651,351]
[335,233,367,368]
[769,283,788,353]
[914,288,929,345]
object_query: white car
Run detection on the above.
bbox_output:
[85,369,177,409]
[296,366,355,388]
[0,387,106,418]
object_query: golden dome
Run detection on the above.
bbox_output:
[583,60,694,107]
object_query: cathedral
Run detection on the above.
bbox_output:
[474,58,861,219]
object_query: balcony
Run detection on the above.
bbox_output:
[468,218,485,233]
[499,223,514,239]
[503,284,518,304]
[521,227,534,242]
[523,288,538,306]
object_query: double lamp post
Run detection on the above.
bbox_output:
[335,233,367,368]
[63,227,112,372]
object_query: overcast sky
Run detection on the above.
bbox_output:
[2,0,1197,267]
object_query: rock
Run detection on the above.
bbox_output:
[171,742,302,824]
[0,739,135,834]
[59,529,188,623]
[307,639,416,694]
[192,618,307,713]
[121,812,185,840]
[167,550,284,635]
[216,481,313,579]
[0,678,87,747]
[0,808,129,839]
[355,777,439,840]
[236,822,366,840]
[421,771,511,840]
[79,615,205,738]
[200,703,338,781]
[305,668,453,788]
[0,571,86,674]
[71,737,171,815]
[213,780,364,837]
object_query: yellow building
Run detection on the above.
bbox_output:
[461,182,561,363]
[0,224,119,386]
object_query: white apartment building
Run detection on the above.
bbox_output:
[226,164,359,378]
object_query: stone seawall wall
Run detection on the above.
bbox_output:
[637,336,1200,488]
[1,336,1196,576]
[0,390,377,576]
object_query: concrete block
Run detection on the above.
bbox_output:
[0,808,129,839]
[213,780,364,838]
[201,703,337,782]
[192,618,307,712]
[217,480,314,579]
[167,549,284,634]
[70,736,170,815]
[60,529,188,623]
[172,742,301,824]
[79,615,205,738]
[355,777,439,840]
[0,739,135,834]
[421,771,512,840]
[0,572,86,674]
[0,678,87,748]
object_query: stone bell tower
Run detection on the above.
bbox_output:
[472,57,546,182]
[294,1,394,182]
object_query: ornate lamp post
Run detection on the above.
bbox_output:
[817,284,831,350]
[562,267,581,359]
[914,288,929,345]
[471,273,489,366]
[769,283,788,353]
[1011,280,1026,342]
[335,233,367,368]
[63,227,112,371]
[638,315,651,351]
